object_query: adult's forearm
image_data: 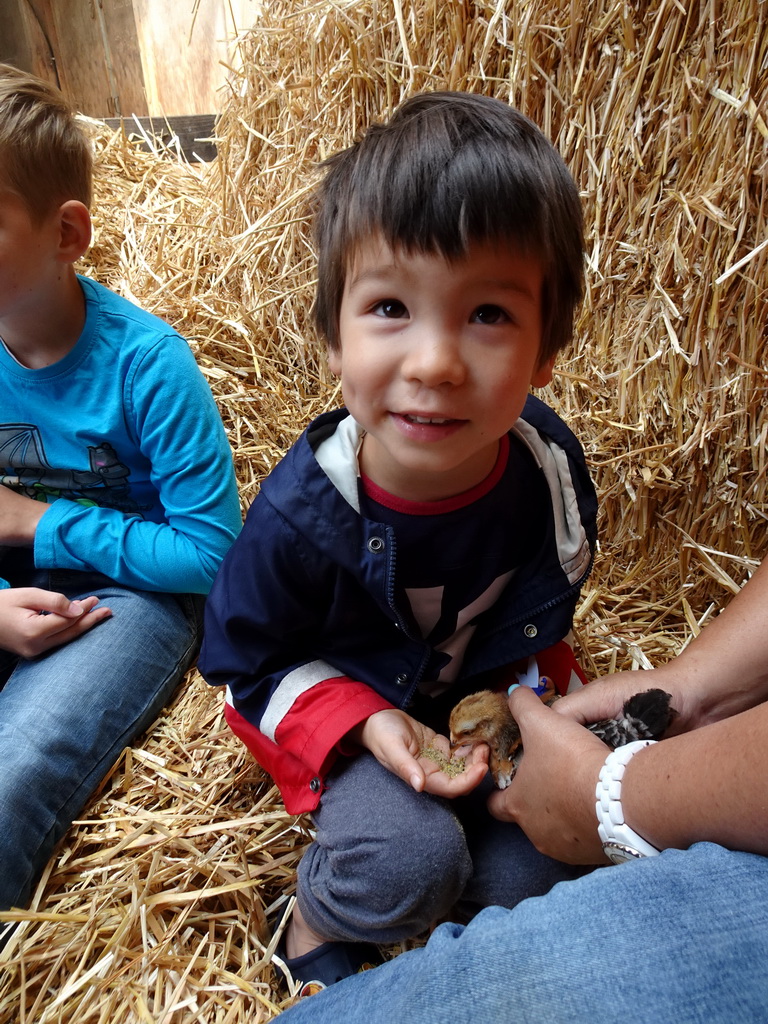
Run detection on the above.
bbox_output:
[494,678,768,863]
[662,559,768,724]
[622,699,768,855]
[560,559,768,733]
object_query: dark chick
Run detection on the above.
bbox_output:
[449,687,676,789]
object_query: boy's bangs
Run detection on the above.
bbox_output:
[343,129,549,263]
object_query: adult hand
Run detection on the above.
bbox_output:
[552,668,697,736]
[351,708,488,797]
[0,588,112,657]
[0,484,48,545]
[487,685,608,863]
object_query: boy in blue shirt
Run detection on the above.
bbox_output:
[0,63,241,917]
[200,91,596,990]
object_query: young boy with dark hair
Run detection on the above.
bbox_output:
[0,63,242,918]
[200,91,597,990]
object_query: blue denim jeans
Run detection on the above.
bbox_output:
[0,563,202,911]
[281,843,768,1023]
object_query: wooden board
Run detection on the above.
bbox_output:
[133,0,233,117]
[0,0,260,117]
[52,0,147,116]
[0,0,58,85]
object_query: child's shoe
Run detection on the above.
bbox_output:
[276,937,381,997]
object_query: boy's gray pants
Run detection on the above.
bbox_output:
[296,752,586,944]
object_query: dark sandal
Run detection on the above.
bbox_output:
[276,937,381,993]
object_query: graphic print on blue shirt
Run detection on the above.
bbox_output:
[0,424,144,513]
[360,433,550,694]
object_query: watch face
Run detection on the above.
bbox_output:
[603,842,646,865]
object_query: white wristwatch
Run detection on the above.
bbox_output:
[595,740,661,864]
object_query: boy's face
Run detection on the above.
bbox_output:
[0,188,59,323]
[330,236,553,502]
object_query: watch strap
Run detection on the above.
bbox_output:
[595,739,661,860]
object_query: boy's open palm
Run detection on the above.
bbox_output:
[354,708,488,797]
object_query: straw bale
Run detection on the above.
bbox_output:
[1,1,766,1020]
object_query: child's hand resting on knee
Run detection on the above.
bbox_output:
[0,588,112,658]
[348,709,489,797]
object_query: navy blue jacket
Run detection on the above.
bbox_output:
[199,397,597,812]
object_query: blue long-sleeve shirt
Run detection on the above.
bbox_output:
[0,276,241,594]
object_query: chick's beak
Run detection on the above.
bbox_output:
[450,738,474,758]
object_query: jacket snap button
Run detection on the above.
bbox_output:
[395,672,408,686]
[309,777,321,793]
[368,537,385,553]
[524,624,538,638]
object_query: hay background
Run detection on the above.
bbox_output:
[1,1,765,1020]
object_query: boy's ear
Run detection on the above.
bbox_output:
[530,353,556,388]
[55,200,92,264]
[327,348,342,376]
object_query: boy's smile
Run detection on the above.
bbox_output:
[330,237,553,502]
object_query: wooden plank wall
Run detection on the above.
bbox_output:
[0,0,258,117]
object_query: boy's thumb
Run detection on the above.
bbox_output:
[33,592,84,618]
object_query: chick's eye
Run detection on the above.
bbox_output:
[373,299,408,319]
[472,304,508,325]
